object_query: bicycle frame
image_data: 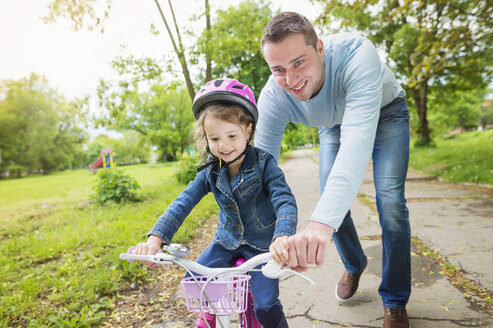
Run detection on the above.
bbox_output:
[120,244,314,328]
[234,257,260,328]
[191,258,261,328]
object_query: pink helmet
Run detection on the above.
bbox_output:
[192,78,258,124]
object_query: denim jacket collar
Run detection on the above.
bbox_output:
[210,145,256,200]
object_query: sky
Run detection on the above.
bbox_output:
[0,0,321,100]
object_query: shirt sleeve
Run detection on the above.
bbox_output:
[254,82,289,162]
[310,39,382,230]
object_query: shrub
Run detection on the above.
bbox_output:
[174,153,201,185]
[6,164,26,178]
[93,169,141,203]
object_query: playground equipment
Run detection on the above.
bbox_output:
[90,148,116,171]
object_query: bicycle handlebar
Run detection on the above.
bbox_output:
[119,245,315,285]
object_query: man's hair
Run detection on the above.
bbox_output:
[193,102,255,159]
[261,12,318,49]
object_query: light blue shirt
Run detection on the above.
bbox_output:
[255,33,405,230]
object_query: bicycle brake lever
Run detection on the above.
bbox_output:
[164,243,190,257]
[282,268,315,286]
[261,260,315,286]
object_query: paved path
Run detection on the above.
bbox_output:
[279,149,493,327]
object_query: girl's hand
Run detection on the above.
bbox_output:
[134,235,163,269]
[269,236,289,267]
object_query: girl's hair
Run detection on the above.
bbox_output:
[193,102,255,159]
[261,12,318,50]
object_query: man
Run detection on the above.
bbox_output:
[255,12,411,328]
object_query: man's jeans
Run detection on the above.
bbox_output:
[318,99,411,309]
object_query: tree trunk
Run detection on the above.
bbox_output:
[155,0,196,101]
[411,80,431,145]
[205,0,211,82]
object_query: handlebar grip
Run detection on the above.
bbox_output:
[261,260,315,286]
[124,246,163,263]
[261,260,283,278]
[127,246,136,263]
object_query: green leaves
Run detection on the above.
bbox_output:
[0,73,88,177]
[194,0,273,98]
[43,0,112,32]
[174,152,201,185]
[96,73,194,162]
[93,168,141,203]
[313,0,493,144]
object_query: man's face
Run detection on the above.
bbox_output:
[262,33,325,101]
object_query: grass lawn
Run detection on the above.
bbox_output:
[409,129,493,186]
[0,163,218,327]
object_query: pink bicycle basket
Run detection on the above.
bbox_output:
[181,275,251,315]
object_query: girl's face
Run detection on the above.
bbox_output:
[203,115,252,164]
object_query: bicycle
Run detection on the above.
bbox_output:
[120,243,314,328]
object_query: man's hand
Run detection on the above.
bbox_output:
[287,221,334,272]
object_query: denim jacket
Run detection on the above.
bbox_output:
[148,146,298,251]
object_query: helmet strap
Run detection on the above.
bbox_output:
[222,143,249,168]
[196,144,250,173]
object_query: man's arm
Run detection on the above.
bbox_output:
[310,38,382,230]
[287,38,383,270]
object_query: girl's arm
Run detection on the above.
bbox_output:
[263,154,298,241]
[263,154,298,266]
[133,170,209,268]
[149,169,210,244]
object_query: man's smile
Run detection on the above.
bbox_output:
[290,81,306,93]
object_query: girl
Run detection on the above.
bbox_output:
[133,78,297,328]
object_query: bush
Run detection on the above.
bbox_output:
[93,169,141,203]
[174,153,201,185]
[6,164,26,178]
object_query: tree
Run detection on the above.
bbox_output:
[119,131,151,164]
[44,0,212,102]
[428,87,483,134]
[87,132,150,165]
[0,74,87,177]
[50,0,283,161]
[479,96,493,130]
[194,0,273,97]
[43,0,112,31]
[152,0,203,100]
[96,58,194,162]
[282,123,319,151]
[144,85,194,161]
[313,0,493,144]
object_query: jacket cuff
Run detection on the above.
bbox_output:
[147,213,180,245]
[273,216,297,239]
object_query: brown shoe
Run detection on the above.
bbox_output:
[335,260,367,302]
[383,307,410,328]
